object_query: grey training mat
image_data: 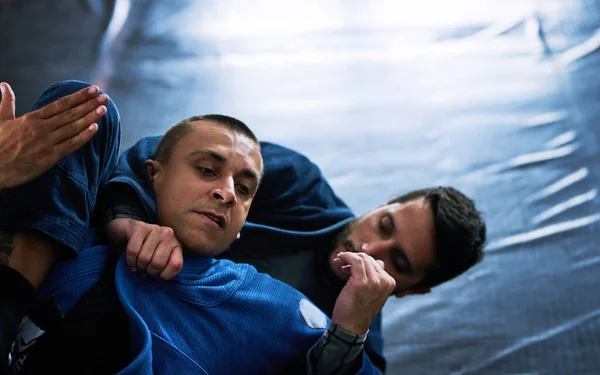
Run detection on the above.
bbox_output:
[1,0,599,374]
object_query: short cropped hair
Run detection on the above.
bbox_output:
[153,114,259,163]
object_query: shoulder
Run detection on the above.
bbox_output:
[240,270,329,329]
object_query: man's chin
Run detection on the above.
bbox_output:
[180,237,230,257]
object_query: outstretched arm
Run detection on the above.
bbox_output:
[0,82,106,189]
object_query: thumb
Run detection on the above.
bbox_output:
[0,82,16,120]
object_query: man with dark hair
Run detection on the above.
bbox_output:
[385,187,485,289]
[153,114,259,164]
[104,134,487,373]
[2,81,397,374]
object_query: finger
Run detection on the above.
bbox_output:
[341,264,352,276]
[53,123,98,161]
[0,82,16,120]
[137,229,162,271]
[126,227,147,271]
[363,256,380,278]
[158,247,184,281]
[145,242,173,278]
[34,85,101,120]
[336,252,367,279]
[46,94,109,131]
[51,105,106,144]
[333,256,353,275]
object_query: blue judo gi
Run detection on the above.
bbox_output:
[2,80,386,374]
[108,136,387,374]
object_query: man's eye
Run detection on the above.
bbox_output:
[237,184,250,196]
[197,167,215,176]
[379,216,391,236]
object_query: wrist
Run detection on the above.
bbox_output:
[106,218,137,247]
[330,318,370,335]
[327,324,369,342]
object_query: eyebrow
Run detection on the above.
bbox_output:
[387,213,414,275]
[190,149,226,162]
[189,149,260,184]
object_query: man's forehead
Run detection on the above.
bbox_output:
[179,123,262,173]
[181,121,236,145]
[393,198,436,265]
[387,197,429,213]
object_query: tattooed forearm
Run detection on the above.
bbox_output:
[0,231,14,266]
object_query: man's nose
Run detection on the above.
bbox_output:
[212,177,236,207]
[361,239,393,259]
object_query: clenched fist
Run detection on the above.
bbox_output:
[107,218,184,280]
[331,252,396,335]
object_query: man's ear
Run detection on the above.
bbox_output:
[145,159,163,184]
[394,287,431,298]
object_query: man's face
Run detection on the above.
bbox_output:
[329,198,437,296]
[147,122,263,256]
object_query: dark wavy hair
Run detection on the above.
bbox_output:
[389,186,486,288]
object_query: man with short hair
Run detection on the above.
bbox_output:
[104,133,487,373]
[2,81,397,374]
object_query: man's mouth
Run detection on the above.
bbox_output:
[194,211,226,228]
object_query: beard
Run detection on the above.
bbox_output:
[324,218,359,285]
[331,218,359,256]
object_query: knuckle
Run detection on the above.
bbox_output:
[160,226,174,238]
[125,245,139,256]
[55,97,69,108]
[170,257,183,271]
[147,260,163,272]
[87,107,98,120]
[68,121,79,134]
[62,136,80,150]
[62,107,76,120]
[137,254,151,266]
[143,224,158,235]
[24,126,38,139]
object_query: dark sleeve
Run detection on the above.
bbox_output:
[100,184,151,230]
[311,324,368,374]
[308,326,384,375]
